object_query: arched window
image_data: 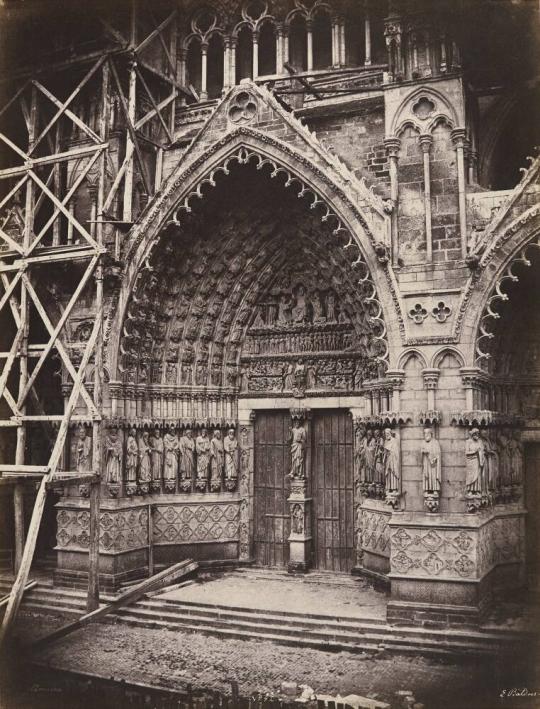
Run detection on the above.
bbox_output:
[259,19,276,76]
[186,37,202,96]
[289,14,307,71]
[237,25,253,81]
[313,11,332,69]
[207,33,224,98]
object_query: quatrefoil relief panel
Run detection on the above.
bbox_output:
[431,301,452,323]
[412,96,436,121]
[408,303,428,324]
[228,91,258,125]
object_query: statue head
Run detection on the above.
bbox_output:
[470,427,480,440]
[129,427,136,438]
[77,425,86,440]
[227,428,235,439]
[384,428,393,441]
[142,431,149,442]
[200,428,207,437]
[213,429,221,439]
[154,428,161,438]
[185,428,192,438]
[423,428,433,442]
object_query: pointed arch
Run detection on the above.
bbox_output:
[106,124,403,380]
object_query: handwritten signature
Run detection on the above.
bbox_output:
[500,689,539,699]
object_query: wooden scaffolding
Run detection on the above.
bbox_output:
[0,0,193,648]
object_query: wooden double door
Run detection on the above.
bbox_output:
[253,409,355,572]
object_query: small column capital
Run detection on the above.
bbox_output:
[418,133,433,153]
[459,366,484,386]
[384,136,401,157]
[385,369,405,388]
[422,368,440,390]
[451,127,467,148]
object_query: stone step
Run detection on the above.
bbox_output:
[136,598,386,632]
[153,596,387,626]
[135,597,520,644]
[113,604,389,644]
[109,611,500,657]
[112,603,507,656]
[3,580,527,657]
[107,613,385,655]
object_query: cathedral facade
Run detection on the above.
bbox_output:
[1,0,539,629]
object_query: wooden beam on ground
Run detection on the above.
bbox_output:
[31,559,198,650]
[0,581,36,609]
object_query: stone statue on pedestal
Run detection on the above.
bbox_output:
[150,428,163,491]
[75,426,92,473]
[179,428,195,491]
[125,428,138,495]
[105,428,122,496]
[421,428,441,512]
[163,427,179,492]
[139,431,152,494]
[210,429,224,492]
[196,428,211,491]
[224,428,239,490]
[289,419,307,480]
[383,428,401,493]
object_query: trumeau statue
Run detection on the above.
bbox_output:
[289,419,307,480]
[465,428,485,495]
[105,428,122,484]
[75,426,92,473]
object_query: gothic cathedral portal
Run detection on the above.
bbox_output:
[254,410,355,572]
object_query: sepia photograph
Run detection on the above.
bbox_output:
[0,0,539,707]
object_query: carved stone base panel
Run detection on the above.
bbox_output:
[386,509,526,625]
[389,509,526,583]
[358,500,392,579]
[238,417,255,561]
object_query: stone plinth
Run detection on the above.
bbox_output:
[54,492,242,590]
[386,505,526,627]
[287,480,312,574]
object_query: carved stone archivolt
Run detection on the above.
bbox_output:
[115,157,389,415]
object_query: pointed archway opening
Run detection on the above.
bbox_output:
[119,156,387,397]
[479,246,540,590]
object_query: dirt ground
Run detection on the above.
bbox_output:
[4,610,539,709]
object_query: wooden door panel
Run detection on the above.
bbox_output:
[254,411,291,568]
[312,410,354,572]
